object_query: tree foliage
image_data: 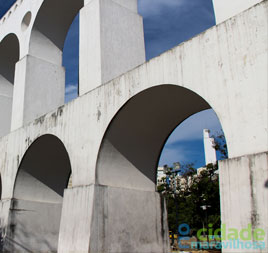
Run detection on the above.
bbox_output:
[158,132,227,236]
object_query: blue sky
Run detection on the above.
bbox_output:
[0,0,224,168]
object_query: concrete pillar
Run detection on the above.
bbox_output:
[58,184,170,253]
[219,152,268,253]
[0,77,13,137]
[11,55,65,130]
[203,129,217,165]
[212,0,263,24]
[79,0,145,95]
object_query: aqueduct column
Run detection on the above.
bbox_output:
[79,0,145,94]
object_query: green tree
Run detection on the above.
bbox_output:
[158,162,221,237]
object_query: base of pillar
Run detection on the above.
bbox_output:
[58,184,170,253]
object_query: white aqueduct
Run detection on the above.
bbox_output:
[0,0,267,252]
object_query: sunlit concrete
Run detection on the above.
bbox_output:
[0,0,144,135]
[212,0,263,23]
[219,152,268,253]
[0,0,267,252]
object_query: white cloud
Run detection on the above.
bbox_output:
[65,83,78,102]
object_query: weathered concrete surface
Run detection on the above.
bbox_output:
[219,152,268,253]
[11,55,65,130]
[58,185,169,253]
[4,199,62,253]
[0,0,145,135]
[57,186,94,252]
[0,1,267,252]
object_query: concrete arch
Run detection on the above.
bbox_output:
[29,0,83,65]
[0,33,19,137]
[96,84,225,192]
[5,134,71,252]
[10,0,84,131]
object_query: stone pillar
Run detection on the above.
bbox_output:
[58,185,170,253]
[212,0,263,24]
[219,152,268,253]
[11,55,65,130]
[79,0,145,95]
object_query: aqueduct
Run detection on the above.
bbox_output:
[0,0,267,252]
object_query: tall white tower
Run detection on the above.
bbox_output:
[203,129,217,165]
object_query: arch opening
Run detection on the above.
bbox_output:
[156,109,227,247]
[0,34,19,137]
[96,85,227,250]
[29,0,83,65]
[96,85,225,191]
[6,135,71,252]
[21,12,32,31]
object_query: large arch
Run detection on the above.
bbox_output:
[0,33,19,137]
[93,84,226,251]
[96,84,225,192]
[4,134,71,253]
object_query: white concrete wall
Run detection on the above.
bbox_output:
[11,55,65,130]
[58,185,169,253]
[0,0,266,212]
[0,77,13,137]
[219,152,268,253]
[212,0,263,24]
[0,1,267,252]
[0,0,144,136]
[79,0,145,94]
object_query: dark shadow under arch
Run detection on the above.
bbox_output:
[0,174,2,200]
[4,134,71,252]
[14,134,71,199]
[0,33,20,137]
[29,0,83,65]
[96,84,225,191]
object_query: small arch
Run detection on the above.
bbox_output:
[0,33,20,137]
[29,0,83,65]
[96,84,226,191]
[22,0,83,123]
[21,11,32,31]
[8,134,71,252]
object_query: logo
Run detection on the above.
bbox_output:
[177,223,266,250]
